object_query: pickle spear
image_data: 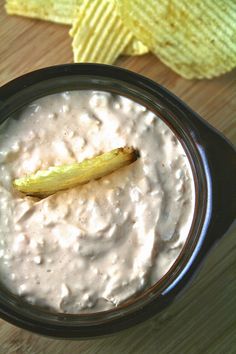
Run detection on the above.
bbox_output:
[13,147,139,197]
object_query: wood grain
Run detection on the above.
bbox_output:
[0,1,236,353]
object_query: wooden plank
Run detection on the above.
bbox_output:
[0,1,235,353]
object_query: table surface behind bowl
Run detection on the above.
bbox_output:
[0,1,236,353]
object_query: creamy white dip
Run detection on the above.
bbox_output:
[0,91,195,313]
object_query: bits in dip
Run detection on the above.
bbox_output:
[0,91,195,313]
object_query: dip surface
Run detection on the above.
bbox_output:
[0,91,195,313]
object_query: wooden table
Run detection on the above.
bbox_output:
[0,1,235,353]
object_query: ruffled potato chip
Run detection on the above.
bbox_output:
[6,0,82,24]
[117,0,236,79]
[70,0,133,64]
[13,147,138,197]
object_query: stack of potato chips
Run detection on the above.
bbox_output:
[6,0,236,79]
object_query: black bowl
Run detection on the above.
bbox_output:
[0,64,235,338]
